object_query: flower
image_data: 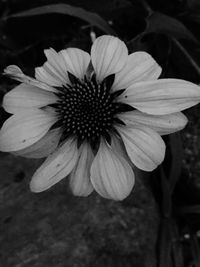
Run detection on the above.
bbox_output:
[1,35,200,201]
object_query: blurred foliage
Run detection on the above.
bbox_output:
[1,0,200,266]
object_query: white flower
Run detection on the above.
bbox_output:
[1,35,200,200]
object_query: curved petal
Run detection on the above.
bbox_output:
[4,65,56,92]
[91,35,128,82]
[112,52,162,91]
[111,134,132,165]
[35,66,64,87]
[3,83,58,114]
[0,110,58,152]
[35,48,69,86]
[30,138,78,192]
[60,48,90,81]
[117,125,166,171]
[13,128,61,158]
[90,139,135,200]
[119,79,200,115]
[69,142,94,197]
[118,110,188,135]
[44,48,68,79]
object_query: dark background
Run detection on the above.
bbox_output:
[1,0,200,266]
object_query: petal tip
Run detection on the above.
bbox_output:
[29,177,40,193]
[91,35,128,82]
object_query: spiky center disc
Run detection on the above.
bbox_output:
[53,73,131,148]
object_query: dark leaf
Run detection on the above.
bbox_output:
[145,12,198,43]
[5,4,116,35]
[127,33,149,53]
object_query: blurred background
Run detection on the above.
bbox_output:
[1,0,200,266]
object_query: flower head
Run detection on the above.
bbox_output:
[1,35,200,200]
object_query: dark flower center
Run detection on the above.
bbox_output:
[52,72,133,149]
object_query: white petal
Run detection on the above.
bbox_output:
[118,110,188,135]
[112,52,162,91]
[69,142,94,196]
[90,139,135,200]
[91,35,128,82]
[119,79,200,115]
[0,110,57,152]
[35,66,64,87]
[117,125,166,171]
[44,48,69,80]
[35,48,69,86]
[111,134,132,164]
[30,138,78,192]
[4,65,56,92]
[13,128,61,158]
[60,48,90,81]
[3,83,58,114]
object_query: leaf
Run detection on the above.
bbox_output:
[4,4,116,35]
[145,12,198,43]
[127,33,148,52]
